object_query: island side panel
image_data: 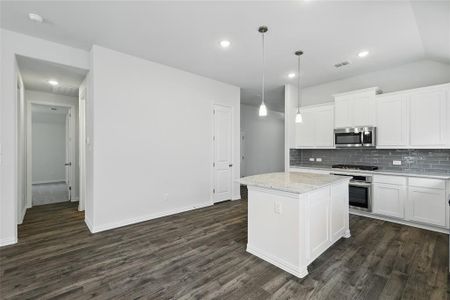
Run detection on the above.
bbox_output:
[331,180,351,241]
[246,186,305,277]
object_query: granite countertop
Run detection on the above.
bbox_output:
[289,165,450,180]
[237,172,351,194]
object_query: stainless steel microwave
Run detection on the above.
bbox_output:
[334,127,376,148]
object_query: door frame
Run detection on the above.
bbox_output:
[211,104,234,203]
[26,100,77,209]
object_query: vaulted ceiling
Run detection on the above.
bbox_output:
[2,1,449,111]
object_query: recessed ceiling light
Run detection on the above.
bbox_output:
[48,80,59,86]
[358,50,369,58]
[28,13,44,23]
[288,73,296,78]
[220,40,231,48]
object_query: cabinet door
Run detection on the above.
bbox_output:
[353,95,375,126]
[407,187,446,227]
[409,89,446,147]
[295,110,315,147]
[376,94,408,147]
[373,183,406,219]
[315,107,334,147]
[334,99,351,128]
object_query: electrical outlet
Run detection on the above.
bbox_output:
[309,158,315,162]
[393,160,402,166]
[316,158,322,162]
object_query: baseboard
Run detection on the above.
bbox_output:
[232,194,241,201]
[247,244,308,278]
[0,237,17,247]
[90,201,213,233]
[32,180,66,185]
[18,206,27,225]
[350,210,449,234]
[84,216,94,233]
[71,197,79,202]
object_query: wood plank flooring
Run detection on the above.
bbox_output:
[0,198,448,299]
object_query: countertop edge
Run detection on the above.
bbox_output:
[289,165,450,180]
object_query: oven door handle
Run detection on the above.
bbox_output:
[349,182,371,188]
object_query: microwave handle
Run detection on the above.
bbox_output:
[360,132,364,145]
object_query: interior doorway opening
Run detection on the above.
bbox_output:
[16,55,88,230]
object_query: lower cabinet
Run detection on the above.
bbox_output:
[407,186,447,227]
[373,183,406,219]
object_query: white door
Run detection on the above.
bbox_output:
[213,105,233,202]
[79,87,86,211]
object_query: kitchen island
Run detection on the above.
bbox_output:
[238,172,351,278]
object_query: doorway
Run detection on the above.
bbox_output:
[212,104,233,203]
[16,55,88,229]
[30,104,73,206]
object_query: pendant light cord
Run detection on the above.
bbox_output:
[261,31,265,105]
[297,54,301,113]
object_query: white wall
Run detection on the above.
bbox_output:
[32,111,66,183]
[16,70,27,224]
[0,29,89,246]
[88,45,240,232]
[240,104,284,177]
[302,59,450,106]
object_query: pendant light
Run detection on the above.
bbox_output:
[258,26,268,117]
[295,50,304,123]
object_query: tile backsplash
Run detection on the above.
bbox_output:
[290,149,450,175]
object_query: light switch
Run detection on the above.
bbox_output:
[274,201,282,214]
[316,158,322,162]
[309,158,315,162]
[393,160,402,166]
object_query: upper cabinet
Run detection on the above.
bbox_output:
[375,83,450,149]
[376,94,408,147]
[295,104,334,148]
[409,88,448,147]
[334,87,380,128]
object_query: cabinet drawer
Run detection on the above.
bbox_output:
[373,175,406,186]
[408,177,445,190]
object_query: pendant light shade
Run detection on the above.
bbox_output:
[295,50,304,123]
[258,26,268,117]
[259,103,267,116]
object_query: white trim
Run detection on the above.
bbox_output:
[17,205,27,225]
[89,201,213,233]
[247,244,309,278]
[350,210,449,234]
[0,237,17,247]
[84,216,94,233]
[32,179,66,185]
[232,195,241,201]
[71,197,79,202]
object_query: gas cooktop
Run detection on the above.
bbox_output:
[331,164,378,171]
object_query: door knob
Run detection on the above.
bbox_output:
[229,164,233,167]
[65,162,72,166]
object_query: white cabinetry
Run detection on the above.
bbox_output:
[375,94,408,147]
[372,175,406,219]
[409,88,448,147]
[406,178,447,227]
[375,83,450,149]
[295,104,334,148]
[334,87,380,128]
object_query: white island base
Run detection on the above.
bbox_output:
[244,175,350,278]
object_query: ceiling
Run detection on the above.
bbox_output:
[2,1,449,111]
[17,55,88,97]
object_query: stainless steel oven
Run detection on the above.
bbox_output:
[332,173,373,212]
[334,126,376,148]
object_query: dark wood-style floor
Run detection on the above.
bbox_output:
[1,198,448,299]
